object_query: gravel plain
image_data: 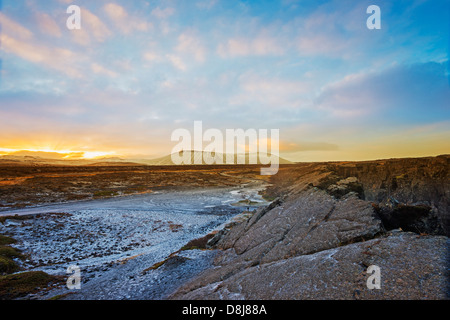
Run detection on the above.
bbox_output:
[0,184,267,300]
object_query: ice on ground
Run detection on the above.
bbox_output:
[0,185,267,300]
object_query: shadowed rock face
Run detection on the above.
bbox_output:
[170,155,450,300]
[325,155,450,236]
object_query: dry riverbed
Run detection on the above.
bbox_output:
[0,184,267,300]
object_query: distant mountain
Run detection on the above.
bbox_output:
[8,150,69,160]
[138,150,293,166]
[0,155,94,166]
[95,157,126,162]
[86,161,147,166]
[0,150,293,166]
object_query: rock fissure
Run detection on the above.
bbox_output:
[170,156,450,300]
[306,204,336,234]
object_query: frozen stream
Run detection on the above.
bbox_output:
[0,184,267,300]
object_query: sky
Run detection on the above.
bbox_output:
[0,0,449,161]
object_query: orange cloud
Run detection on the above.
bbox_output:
[104,3,151,34]
[0,12,33,40]
[35,12,62,38]
[0,33,83,78]
[70,8,112,46]
[0,148,115,160]
[217,35,285,57]
[0,12,84,78]
[91,63,118,78]
[176,32,206,63]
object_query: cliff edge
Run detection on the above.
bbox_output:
[170,155,450,300]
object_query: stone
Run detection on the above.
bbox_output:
[171,233,449,300]
[170,156,450,300]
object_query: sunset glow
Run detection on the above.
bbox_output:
[0,0,449,162]
[0,147,115,160]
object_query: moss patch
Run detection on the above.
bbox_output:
[0,256,19,274]
[142,231,218,275]
[143,255,190,274]
[231,199,262,206]
[93,190,119,198]
[47,292,74,300]
[144,259,167,272]
[261,194,276,202]
[0,246,23,259]
[0,233,23,275]
[0,235,16,246]
[180,232,217,251]
[0,271,62,300]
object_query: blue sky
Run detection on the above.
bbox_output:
[0,0,449,161]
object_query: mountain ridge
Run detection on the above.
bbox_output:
[0,150,293,166]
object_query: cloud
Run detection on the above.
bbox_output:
[35,12,62,38]
[1,0,448,161]
[91,63,118,78]
[240,75,310,96]
[176,32,206,63]
[165,54,187,71]
[104,3,151,34]
[280,140,339,152]
[151,7,175,19]
[291,3,379,59]
[196,0,218,10]
[314,62,450,121]
[0,12,33,40]
[229,73,312,110]
[143,52,160,62]
[214,3,364,60]
[296,33,351,57]
[0,12,111,80]
[0,34,82,78]
[69,8,112,46]
[104,3,127,21]
[82,8,112,42]
[217,34,285,57]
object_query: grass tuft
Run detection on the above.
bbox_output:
[0,271,62,300]
[0,235,16,246]
[180,232,217,251]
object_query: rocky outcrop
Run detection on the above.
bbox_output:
[212,190,382,264]
[172,231,448,300]
[170,156,449,300]
[325,155,450,236]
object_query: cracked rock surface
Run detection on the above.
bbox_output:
[170,156,450,300]
[171,232,448,300]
